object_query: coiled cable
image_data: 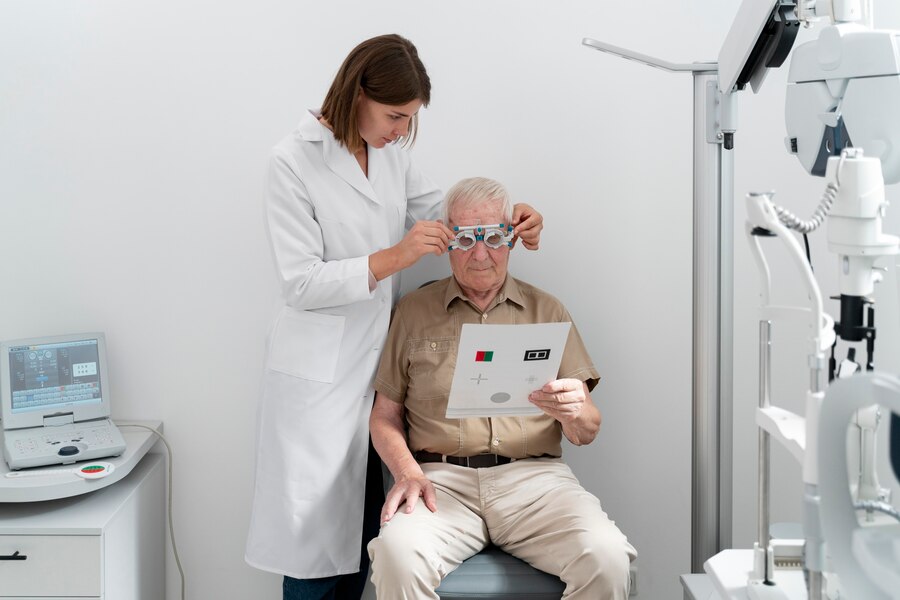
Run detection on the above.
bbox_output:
[771,151,847,234]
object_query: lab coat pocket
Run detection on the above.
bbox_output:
[267,308,345,383]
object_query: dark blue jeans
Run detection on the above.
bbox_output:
[283,440,384,600]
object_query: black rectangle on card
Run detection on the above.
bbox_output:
[523,349,550,361]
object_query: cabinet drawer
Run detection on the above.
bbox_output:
[0,535,101,597]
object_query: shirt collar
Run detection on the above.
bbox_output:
[443,275,526,311]
[297,109,325,141]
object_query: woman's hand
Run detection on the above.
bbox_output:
[395,220,454,266]
[369,220,453,281]
[511,203,543,250]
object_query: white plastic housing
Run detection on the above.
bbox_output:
[824,153,900,295]
[818,373,900,600]
[785,24,900,184]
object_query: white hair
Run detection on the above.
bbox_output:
[442,177,514,226]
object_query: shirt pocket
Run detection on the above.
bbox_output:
[267,307,345,383]
[408,338,457,409]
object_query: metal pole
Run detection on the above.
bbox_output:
[692,72,733,572]
[808,353,826,600]
[758,321,772,557]
[719,93,734,559]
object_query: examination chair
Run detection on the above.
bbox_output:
[435,545,565,599]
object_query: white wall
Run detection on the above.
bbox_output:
[3,1,898,599]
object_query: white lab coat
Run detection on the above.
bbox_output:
[245,110,442,578]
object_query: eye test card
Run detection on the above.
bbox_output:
[446,322,571,418]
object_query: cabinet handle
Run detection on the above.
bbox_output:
[0,551,27,560]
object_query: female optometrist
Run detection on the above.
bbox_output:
[245,34,544,600]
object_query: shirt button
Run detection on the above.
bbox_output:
[482,313,488,321]
[430,342,437,350]
[492,438,500,447]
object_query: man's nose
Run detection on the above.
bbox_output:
[472,240,490,259]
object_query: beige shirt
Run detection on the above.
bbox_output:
[374,276,600,459]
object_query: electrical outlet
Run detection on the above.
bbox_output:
[629,565,638,596]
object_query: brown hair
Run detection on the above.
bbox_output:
[320,34,431,153]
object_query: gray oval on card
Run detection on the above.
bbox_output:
[490,392,511,404]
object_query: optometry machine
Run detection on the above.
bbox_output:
[0,332,126,470]
[448,224,514,251]
[587,0,900,598]
[717,0,900,598]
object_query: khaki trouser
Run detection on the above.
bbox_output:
[368,458,637,600]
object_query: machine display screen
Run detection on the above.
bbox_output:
[7,339,103,414]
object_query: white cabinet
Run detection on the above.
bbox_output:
[0,453,164,599]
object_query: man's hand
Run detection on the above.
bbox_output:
[529,379,601,446]
[511,203,543,250]
[528,378,586,423]
[371,393,438,525]
[381,473,438,525]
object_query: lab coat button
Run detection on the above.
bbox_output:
[492,438,500,447]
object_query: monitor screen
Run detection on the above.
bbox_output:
[7,338,103,415]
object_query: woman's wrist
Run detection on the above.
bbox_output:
[369,244,410,281]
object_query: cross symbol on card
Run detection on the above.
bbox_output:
[525,375,537,385]
[471,373,488,385]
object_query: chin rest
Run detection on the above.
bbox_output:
[435,545,564,600]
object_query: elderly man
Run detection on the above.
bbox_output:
[368,177,636,599]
